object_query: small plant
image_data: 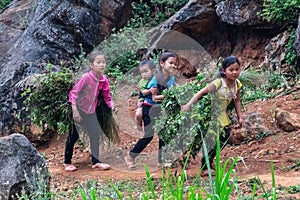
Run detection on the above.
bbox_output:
[213,135,239,199]
[74,178,122,199]
[286,184,300,194]
[291,92,299,100]
[99,28,149,79]
[16,167,53,200]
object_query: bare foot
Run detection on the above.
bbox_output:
[63,164,78,172]
[92,163,110,170]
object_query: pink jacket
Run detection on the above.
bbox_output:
[69,71,113,114]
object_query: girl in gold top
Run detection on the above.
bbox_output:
[182,55,243,176]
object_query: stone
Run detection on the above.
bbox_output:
[0,133,49,199]
[230,112,269,145]
[275,108,300,132]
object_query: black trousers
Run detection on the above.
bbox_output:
[64,111,103,165]
[201,126,230,169]
[129,105,165,163]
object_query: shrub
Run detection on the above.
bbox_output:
[23,65,75,134]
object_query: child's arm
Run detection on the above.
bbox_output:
[69,76,86,122]
[72,104,82,122]
[151,87,164,102]
[153,94,164,102]
[234,89,244,127]
[102,76,114,109]
[141,88,152,96]
[181,83,216,111]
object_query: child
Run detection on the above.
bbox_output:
[135,60,157,137]
[181,55,244,176]
[64,50,115,172]
[124,52,177,170]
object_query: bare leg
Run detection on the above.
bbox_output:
[135,107,144,137]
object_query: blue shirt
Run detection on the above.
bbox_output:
[140,76,158,105]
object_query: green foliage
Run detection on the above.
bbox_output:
[261,0,300,24]
[155,73,212,162]
[265,70,290,91]
[75,179,120,199]
[286,29,298,66]
[24,65,75,134]
[99,27,149,79]
[16,167,53,200]
[286,184,300,194]
[261,0,300,70]
[238,68,297,104]
[239,69,272,103]
[130,0,188,28]
[0,0,13,12]
[105,51,142,78]
[206,135,239,199]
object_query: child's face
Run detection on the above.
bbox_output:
[90,55,106,75]
[160,56,177,74]
[223,62,241,81]
[139,64,153,80]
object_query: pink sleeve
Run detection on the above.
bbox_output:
[68,76,86,105]
[102,76,113,108]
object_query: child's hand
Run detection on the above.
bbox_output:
[150,87,158,95]
[112,106,118,113]
[181,104,191,112]
[73,109,82,122]
[238,117,244,128]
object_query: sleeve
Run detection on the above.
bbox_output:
[236,79,242,90]
[211,78,222,90]
[147,76,158,88]
[102,76,113,108]
[68,75,87,106]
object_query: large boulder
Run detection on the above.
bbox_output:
[216,0,269,26]
[0,133,49,199]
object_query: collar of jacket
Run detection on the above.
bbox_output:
[88,71,106,82]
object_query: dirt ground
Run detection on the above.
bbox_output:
[38,89,300,198]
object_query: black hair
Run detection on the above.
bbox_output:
[139,59,156,70]
[156,52,177,93]
[158,52,176,64]
[87,50,104,63]
[218,55,240,77]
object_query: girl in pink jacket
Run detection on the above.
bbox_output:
[64,50,118,171]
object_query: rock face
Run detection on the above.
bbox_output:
[0,0,132,135]
[149,0,281,74]
[0,133,49,199]
[216,0,268,26]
